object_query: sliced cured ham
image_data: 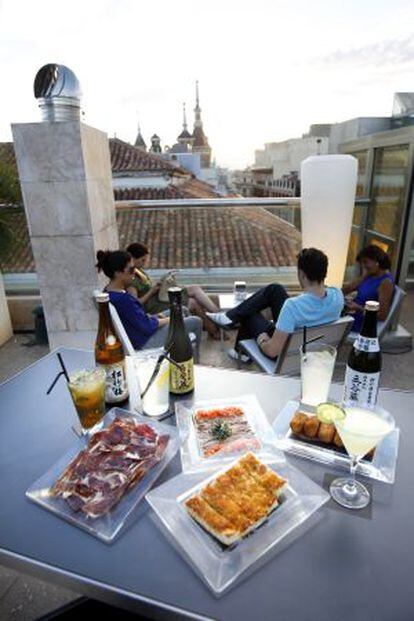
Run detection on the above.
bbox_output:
[51,417,169,519]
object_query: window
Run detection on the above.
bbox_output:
[368,145,409,239]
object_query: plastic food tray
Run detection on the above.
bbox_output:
[26,408,180,543]
[175,394,285,473]
[146,457,329,595]
[273,400,400,484]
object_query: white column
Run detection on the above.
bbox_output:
[11,121,119,349]
[300,155,358,287]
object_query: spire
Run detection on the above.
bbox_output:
[194,80,202,128]
[191,80,212,168]
[134,114,147,150]
[177,102,192,144]
[182,102,188,130]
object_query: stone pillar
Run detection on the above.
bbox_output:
[11,121,119,349]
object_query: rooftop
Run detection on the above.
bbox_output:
[0,203,300,273]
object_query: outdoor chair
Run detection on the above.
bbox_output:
[239,316,353,376]
[108,300,200,362]
[345,285,406,344]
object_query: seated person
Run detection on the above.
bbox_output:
[207,248,344,361]
[126,243,221,340]
[342,245,394,333]
[96,250,202,351]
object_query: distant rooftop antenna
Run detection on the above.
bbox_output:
[34,63,82,122]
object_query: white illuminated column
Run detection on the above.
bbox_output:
[301,155,358,287]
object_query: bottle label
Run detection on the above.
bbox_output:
[354,335,380,353]
[98,360,129,403]
[169,359,194,394]
[343,367,380,408]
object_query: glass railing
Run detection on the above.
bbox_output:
[2,197,368,295]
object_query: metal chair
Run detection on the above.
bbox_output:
[346,285,406,344]
[239,316,354,376]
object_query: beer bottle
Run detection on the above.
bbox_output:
[343,300,381,408]
[95,292,129,403]
[164,287,194,395]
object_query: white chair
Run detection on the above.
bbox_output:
[239,316,354,376]
[346,285,406,344]
[108,300,200,361]
[108,302,136,357]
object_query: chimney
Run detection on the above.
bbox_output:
[34,63,82,122]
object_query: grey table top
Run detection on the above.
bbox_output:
[1,347,413,621]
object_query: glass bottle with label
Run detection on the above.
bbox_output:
[95,292,129,404]
[343,300,381,409]
[164,287,194,395]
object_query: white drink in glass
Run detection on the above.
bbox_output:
[134,349,169,417]
[336,407,393,458]
[330,405,395,510]
[300,343,336,407]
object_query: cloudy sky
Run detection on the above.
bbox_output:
[1,0,414,168]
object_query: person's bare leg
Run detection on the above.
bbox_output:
[186,285,219,313]
[188,298,221,339]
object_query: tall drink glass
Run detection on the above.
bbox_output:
[300,342,336,408]
[68,368,106,432]
[134,349,170,417]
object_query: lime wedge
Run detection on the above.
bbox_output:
[316,402,346,424]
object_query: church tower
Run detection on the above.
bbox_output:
[191,81,212,168]
[177,103,193,150]
[150,134,162,154]
[134,121,147,150]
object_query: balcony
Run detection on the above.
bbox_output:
[1,197,413,392]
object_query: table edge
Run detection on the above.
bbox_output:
[0,547,215,621]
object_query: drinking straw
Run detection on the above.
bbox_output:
[46,353,71,394]
[140,343,179,400]
[57,353,70,382]
[306,334,325,347]
[302,327,325,355]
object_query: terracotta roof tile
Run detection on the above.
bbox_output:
[0,205,300,273]
[109,138,188,176]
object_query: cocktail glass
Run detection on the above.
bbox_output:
[68,368,106,434]
[300,342,336,408]
[330,406,395,509]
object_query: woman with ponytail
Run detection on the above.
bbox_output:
[96,250,202,351]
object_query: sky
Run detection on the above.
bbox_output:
[1,0,414,168]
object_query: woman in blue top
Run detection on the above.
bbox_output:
[95,250,202,351]
[343,245,394,332]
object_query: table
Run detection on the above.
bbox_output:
[1,348,414,621]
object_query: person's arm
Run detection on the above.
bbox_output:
[377,278,394,322]
[342,275,364,295]
[257,329,289,358]
[156,316,169,328]
[118,295,160,337]
[133,284,160,305]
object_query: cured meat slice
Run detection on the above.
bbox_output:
[51,417,169,518]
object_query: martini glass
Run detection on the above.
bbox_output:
[330,406,395,509]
